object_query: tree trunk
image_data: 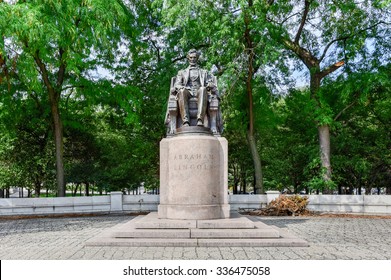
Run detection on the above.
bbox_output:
[338,185,343,195]
[318,125,332,181]
[33,50,66,197]
[73,183,79,197]
[50,95,66,196]
[244,1,264,194]
[0,189,3,198]
[240,171,247,194]
[246,131,264,193]
[34,182,41,198]
[233,165,239,194]
[85,182,90,196]
[357,177,362,195]
[233,181,238,194]
[310,72,332,183]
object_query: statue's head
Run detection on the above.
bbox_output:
[187,49,199,66]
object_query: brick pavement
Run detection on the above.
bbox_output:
[0,214,390,260]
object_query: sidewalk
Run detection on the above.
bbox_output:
[0,214,390,260]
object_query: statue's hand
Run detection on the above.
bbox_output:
[175,85,185,92]
[207,82,217,93]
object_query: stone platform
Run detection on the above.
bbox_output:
[85,212,309,247]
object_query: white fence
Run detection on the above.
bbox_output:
[306,195,391,214]
[1,192,391,216]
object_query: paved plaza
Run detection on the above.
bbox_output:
[1,213,391,260]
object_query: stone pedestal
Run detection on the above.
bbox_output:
[158,133,230,220]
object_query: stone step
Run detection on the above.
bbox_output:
[197,238,309,247]
[197,217,255,229]
[86,237,198,247]
[135,219,197,229]
[112,227,279,239]
[134,212,197,229]
[85,213,309,247]
[190,228,280,239]
[86,237,308,247]
[133,212,256,229]
[114,229,190,239]
[135,213,255,229]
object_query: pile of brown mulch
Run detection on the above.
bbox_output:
[248,195,309,216]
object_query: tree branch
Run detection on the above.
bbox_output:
[319,36,349,62]
[0,36,12,92]
[319,60,345,79]
[333,88,363,121]
[319,21,387,62]
[149,39,161,62]
[0,53,10,91]
[33,50,54,94]
[164,43,211,65]
[280,12,302,25]
[28,90,42,110]
[56,47,66,89]
[334,99,357,121]
[65,88,76,111]
[282,37,319,69]
[227,8,241,14]
[294,0,311,44]
[61,84,85,92]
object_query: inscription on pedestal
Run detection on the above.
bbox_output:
[172,153,216,171]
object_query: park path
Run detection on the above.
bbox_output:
[1,214,391,260]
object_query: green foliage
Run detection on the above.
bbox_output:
[329,65,391,193]
[0,95,55,195]
[0,1,142,194]
[1,0,390,198]
[303,158,337,193]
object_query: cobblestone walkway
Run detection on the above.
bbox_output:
[1,214,390,260]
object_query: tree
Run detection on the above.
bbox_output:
[261,0,391,187]
[326,64,391,194]
[0,0,134,196]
